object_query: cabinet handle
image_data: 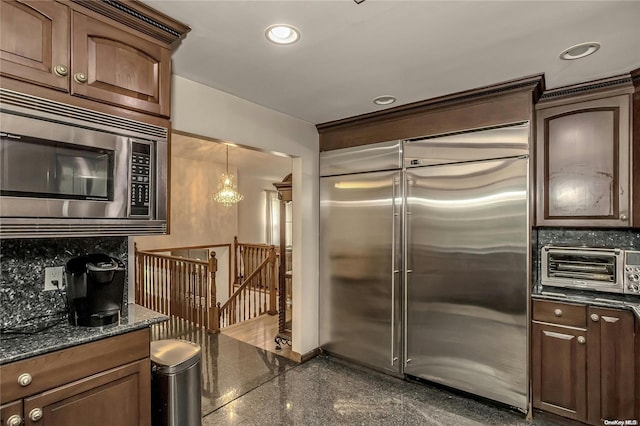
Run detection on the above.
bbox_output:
[554,308,562,317]
[29,408,43,422]
[53,64,68,77]
[620,214,628,221]
[18,372,32,386]
[6,415,22,426]
[590,313,600,322]
[74,72,88,83]
[577,336,586,344]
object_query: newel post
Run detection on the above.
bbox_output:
[268,246,278,315]
[134,242,141,305]
[233,236,239,286]
[208,251,220,332]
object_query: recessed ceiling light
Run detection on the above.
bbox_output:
[265,24,300,45]
[560,42,600,60]
[373,95,396,106]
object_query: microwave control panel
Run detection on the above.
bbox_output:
[130,141,152,217]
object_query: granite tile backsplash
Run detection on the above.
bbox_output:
[0,237,128,331]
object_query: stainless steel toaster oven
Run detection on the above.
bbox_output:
[541,245,640,295]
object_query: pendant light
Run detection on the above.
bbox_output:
[213,145,244,207]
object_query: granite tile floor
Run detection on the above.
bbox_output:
[153,319,560,425]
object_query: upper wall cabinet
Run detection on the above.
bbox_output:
[0,0,70,91]
[536,79,634,227]
[71,12,171,117]
[0,0,188,119]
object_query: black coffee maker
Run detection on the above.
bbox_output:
[65,254,125,327]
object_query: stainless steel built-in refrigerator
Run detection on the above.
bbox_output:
[319,141,404,375]
[320,123,530,411]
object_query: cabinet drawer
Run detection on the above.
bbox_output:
[0,328,149,403]
[533,300,586,327]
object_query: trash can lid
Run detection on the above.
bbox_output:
[150,339,201,374]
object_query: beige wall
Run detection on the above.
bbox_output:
[135,150,238,251]
[168,76,319,355]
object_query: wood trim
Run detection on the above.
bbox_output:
[317,73,544,131]
[0,328,150,403]
[538,73,634,106]
[144,243,232,252]
[0,77,171,128]
[67,0,190,46]
[318,90,536,151]
[632,67,640,228]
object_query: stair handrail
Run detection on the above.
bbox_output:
[219,246,278,328]
[135,243,219,332]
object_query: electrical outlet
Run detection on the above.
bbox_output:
[44,266,64,291]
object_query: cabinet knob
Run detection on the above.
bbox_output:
[577,336,586,344]
[620,214,628,221]
[554,308,562,317]
[74,72,88,83]
[53,64,68,77]
[590,313,600,322]
[29,408,43,422]
[18,372,32,386]
[6,415,22,426]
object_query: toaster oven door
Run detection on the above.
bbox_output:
[541,247,624,293]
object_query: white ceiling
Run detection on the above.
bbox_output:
[145,1,640,125]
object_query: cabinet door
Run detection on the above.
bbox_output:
[536,95,631,227]
[71,12,171,117]
[587,307,636,424]
[1,400,23,426]
[0,0,69,91]
[23,359,150,426]
[532,322,587,422]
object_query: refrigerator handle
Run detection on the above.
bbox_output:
[391,176,399,366]
[403,174,410,365]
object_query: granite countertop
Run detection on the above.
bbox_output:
[532,284,640,320]
[0,304,168,365]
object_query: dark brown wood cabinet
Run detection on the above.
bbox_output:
[586,307,636,425]
[0,0,187,119]
[535,83,633,227]
[23,360,150,426]
[532,321,588,421]
[0,400,23,426]
[0,329,151,426]
[0,0,70,91]
[532,300,637,425]
[71,11,171,117]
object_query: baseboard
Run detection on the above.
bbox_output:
[300,347,321,363]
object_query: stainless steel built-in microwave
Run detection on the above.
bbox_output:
[541,245,640,296]
[0,89,168,237]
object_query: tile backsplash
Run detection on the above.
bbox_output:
[0,237,128,330]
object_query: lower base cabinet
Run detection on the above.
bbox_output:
[532,300,637,425]
[0,329,151,426]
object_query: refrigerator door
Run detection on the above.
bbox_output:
[404,121,529,167]
[320,170,402,374]
[320,140,402,177]
[404,156,528,410]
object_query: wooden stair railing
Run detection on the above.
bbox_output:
[219,246,277,328]
[234,236,279,290]
[135,243,220,332]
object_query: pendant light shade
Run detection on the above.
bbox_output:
[213,145,244,207]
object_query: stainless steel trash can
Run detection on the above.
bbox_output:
[150,339,202,426]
